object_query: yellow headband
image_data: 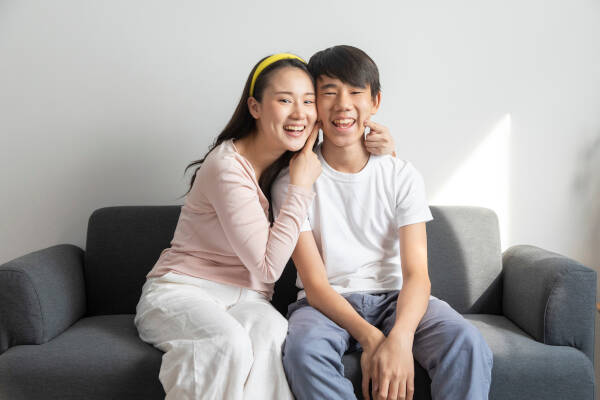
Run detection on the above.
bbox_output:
[249,53,306,96]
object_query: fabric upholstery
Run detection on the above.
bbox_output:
[84,206,180,316]
[0,315,164,400]
[503,245,597,361]
[0,205,595,400]
[426,206,503,314]
[0,244,85,354]
[469,314,595,400]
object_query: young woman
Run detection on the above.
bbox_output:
[134,53,322,400]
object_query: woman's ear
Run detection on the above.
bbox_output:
[370,91,382,115]
[247,97,261,119]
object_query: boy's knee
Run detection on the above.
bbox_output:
[283,331,312,368]
[454,323,493,363]
[283,329,333,368]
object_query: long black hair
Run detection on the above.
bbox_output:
[182,55,314,221]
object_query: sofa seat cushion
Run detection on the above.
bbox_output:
[341,314,594,400]
[467,314,593,400]
[0,314,164,400]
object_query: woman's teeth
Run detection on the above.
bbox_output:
[284,125,305,132]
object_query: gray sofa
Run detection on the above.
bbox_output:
[0,205,596,399]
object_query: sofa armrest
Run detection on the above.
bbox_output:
[502,245,596,361]
[0,244,86,354]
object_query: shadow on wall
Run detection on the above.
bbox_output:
[573,133,600,270]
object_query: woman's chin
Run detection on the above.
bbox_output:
[286,142,305,152]
[282,135,308,152]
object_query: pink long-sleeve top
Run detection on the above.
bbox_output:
[146,139,315,299]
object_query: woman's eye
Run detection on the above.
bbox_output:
[304,100,314,104]
[279,99,292,104]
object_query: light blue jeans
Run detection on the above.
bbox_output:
[282,293,493,400]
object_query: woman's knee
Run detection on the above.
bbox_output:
[256,308,289,342]
[221,328,254,359]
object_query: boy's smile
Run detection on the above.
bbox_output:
[316,75,380,148]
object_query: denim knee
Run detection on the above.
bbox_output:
[283,330,315,369]
[456,323,493,363]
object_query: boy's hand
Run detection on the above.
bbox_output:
[364,120,396,157]
[370,335,415,400]
[360,329,386,400]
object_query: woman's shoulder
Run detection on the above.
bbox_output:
[201,140,246,174]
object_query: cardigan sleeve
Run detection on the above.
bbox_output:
[203,157,314,283]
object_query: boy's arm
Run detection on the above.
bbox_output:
[369,222,431,400]
[292,231,384,349]
[390,221,431,340]
[294,231,392,399]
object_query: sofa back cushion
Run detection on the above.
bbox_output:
[84,205,503,316]
[427,206,503,314]
[85,206,180,315]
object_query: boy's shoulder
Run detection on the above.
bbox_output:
[368,153,420,180]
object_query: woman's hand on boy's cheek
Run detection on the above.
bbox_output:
[364,120,397,157]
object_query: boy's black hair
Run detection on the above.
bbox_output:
[308,45,380,100]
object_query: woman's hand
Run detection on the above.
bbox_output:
[364,120,396,157]
[289,122,322,189]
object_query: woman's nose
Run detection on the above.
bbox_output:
[290,102,305,119]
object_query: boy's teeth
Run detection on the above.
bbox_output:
[334,119,355,126]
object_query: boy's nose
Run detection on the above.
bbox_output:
[334,91,352,110]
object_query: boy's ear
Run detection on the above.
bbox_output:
[247,97,261,119]
[370,91,382,115]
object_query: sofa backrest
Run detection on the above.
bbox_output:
[427,206,502,314]
[84,205,503,316]
[85,206,180,316]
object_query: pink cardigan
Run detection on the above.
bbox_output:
[146,140,314,299]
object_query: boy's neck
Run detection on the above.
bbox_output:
[320,138,370,174]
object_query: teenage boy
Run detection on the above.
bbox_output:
[272,45,493,400]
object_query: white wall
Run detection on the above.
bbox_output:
[1,0,599,384]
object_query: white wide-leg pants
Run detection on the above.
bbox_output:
[134,271,294,400]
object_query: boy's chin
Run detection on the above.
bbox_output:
[322,129,364,148]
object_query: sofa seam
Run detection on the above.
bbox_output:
[542,268,592,347]
[0,266,45,342]
[542,268,566,344]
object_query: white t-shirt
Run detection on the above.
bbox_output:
[272,144,433,300]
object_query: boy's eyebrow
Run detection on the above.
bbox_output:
[274,91,315,96]
[319,83,338,90]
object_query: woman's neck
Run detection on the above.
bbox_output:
[234,131,282,181]
[321,139,370,173]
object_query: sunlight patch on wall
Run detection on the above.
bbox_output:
[432,114,511,249]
